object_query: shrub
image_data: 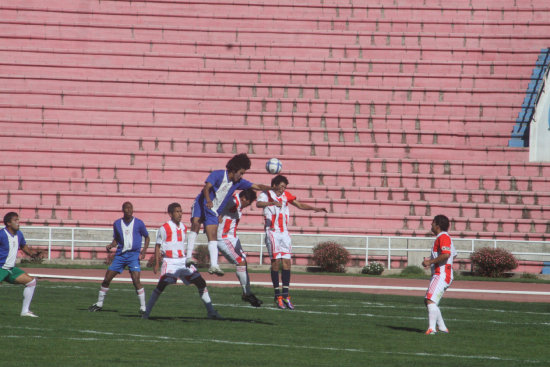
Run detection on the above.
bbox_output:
[146,255,156,268]
[362,261,385,275]
[20,249,45,264]
[521,272,538,280]
[312,241,350,273]
[399,265,426,277]
[470,247,518,278]
[104,252,115,265]
[194,245,210,267]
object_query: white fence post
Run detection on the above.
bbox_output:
[365,236,369,265]
[259,232,264,265]
[387,237,391,270]
[71,228,75,261]
[48,227,52,260]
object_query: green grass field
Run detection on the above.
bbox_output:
[1,281,549,367]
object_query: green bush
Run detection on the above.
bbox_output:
[194,245,210,267]
[312,241,350,273]
[20,250,45,264]
[399,265,426,277]
[362,261,385,275]
[104,252,115,265]
[470,247,518,278]
[521,272,538,280]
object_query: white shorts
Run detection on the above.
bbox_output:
[425,275,452,305]
[265,230,292,260]
[160,259,200,285]
[218,236,246,265]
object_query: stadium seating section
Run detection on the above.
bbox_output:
[1,0,549,240]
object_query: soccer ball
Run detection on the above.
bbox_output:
[265,158,282,174]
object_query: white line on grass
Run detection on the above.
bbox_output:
[214,303,550,326]
[0,326,545,364]
[29,273,550,297]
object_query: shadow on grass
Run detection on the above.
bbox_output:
[384,325,424,334]
[79,308,119,313]
[122,314,274,325]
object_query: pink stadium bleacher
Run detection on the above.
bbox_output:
[0,0,549,242]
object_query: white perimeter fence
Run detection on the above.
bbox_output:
[22,226,550,270]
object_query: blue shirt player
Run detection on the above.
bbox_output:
[89,201,150,313]
[187,153,270,276]
[0,212,43,317]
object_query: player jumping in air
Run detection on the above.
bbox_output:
[217,189,263,307]
[187,153,270,276]
[422,214,457,335]
[257,175,327,309]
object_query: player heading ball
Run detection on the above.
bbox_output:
[187,153,271,276]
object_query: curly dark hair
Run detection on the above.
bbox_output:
[226,153,251,172]
[239,188,257,203]
[271,174,289,187]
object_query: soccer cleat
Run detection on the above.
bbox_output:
[208,265,225,276]
[242,293,263,307]
[20,311,39,317]
[139,307,146,315]
[425,328,436,335]
[207,310,224,320]
[275,296,286,309]
[141,313,150,320]
[185,258,197,267]
[88,303,103,312]
[438,328,449,334]
[282,297,295,310]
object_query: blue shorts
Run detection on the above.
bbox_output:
[190,199,219,226]
[108,251,141,273]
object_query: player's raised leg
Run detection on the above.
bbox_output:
[205,224,224,276]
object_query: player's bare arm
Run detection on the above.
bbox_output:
[21,244,42,258]
[291,200,328,213]
[140,236,151,260]
[256,201,282,208]
[422,253,450,267]
[251,183,271,191]
[202,182,214,209]
[106,239,117,252]
[153,243,162,274]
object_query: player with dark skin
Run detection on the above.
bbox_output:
[102,202,150,291]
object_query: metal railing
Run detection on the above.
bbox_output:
[21,226,550,268]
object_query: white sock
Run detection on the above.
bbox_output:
[236,265,250,294]
[136,288,146,310]
[208,241,219,267]
[199,287,214,313]
[427,303,439,331]
[145,288,162,316]
[21,279,37,314]
[187,231,198,259]
[436,306,447,331]
[96,286,109,307]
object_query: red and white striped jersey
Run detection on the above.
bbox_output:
[430,231,457,282]
[217,194,242,239]
[258,190,296,234]
[156,220,187,260]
